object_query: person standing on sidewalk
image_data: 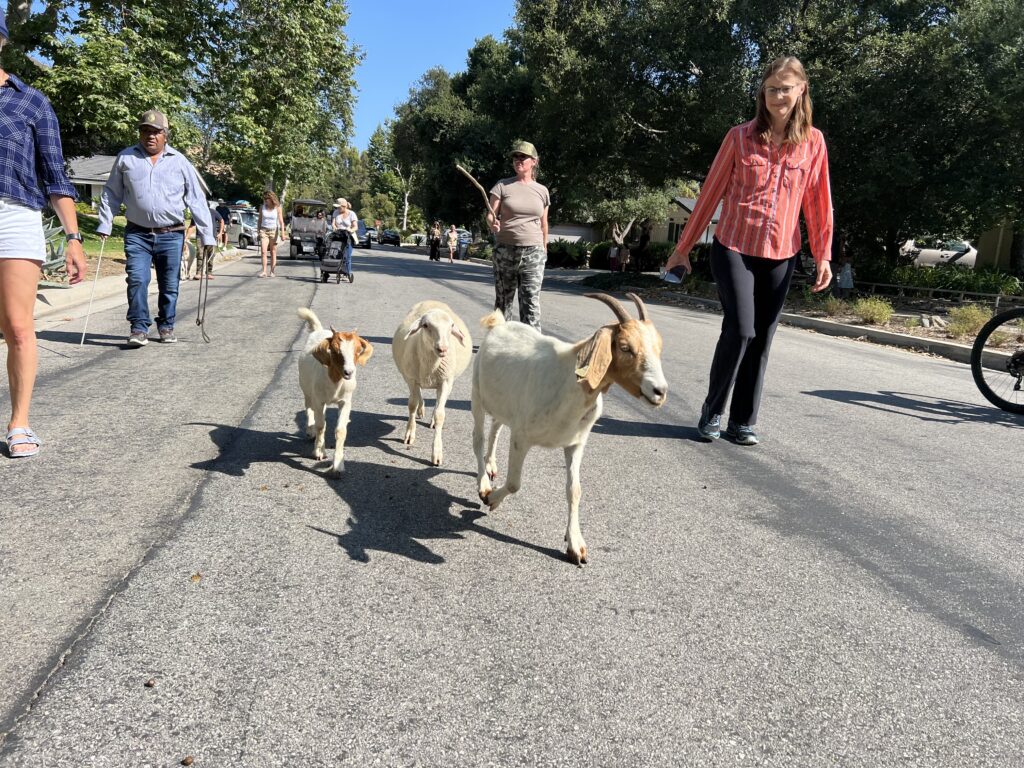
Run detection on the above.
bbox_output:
[257,191,285,277]
[487,140,550,331]
[665,56,833,446]
[97,109,213,346]
[0,11,86,457]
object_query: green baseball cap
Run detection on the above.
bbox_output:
[509,140,538,159]
[138,109,169,131]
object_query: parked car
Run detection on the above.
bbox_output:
[379,228,402,246]
[355,220,372,249]
[365,226,377,243]
[225,206,258,249]
[900,237,977,269]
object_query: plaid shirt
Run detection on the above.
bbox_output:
[0,73,77,210]
[677,121,833,262]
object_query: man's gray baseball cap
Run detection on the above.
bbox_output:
[138,109,169,131]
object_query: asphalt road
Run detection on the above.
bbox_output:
[1,245,1022,767]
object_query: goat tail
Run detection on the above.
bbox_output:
[297,307,322,332]
[479,310,504,332]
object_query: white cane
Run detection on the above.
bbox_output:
[79,238,106,346]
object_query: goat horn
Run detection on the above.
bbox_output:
[584,292,631,324]
[626,292,649,321]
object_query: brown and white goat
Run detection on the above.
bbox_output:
[471,292,667,564]
[297,307,374,476]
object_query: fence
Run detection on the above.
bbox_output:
[854,281,1024,310]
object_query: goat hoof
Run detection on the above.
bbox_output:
[566,546,588,566]
[432,457,442,466]
[478,490,491,505]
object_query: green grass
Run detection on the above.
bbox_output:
[77,214,126,256]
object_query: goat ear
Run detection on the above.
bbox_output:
[312,339,332,368]
[451,324,467,346]
[575,328,613,393]
[403,317,424,340]
[356,337,374,366]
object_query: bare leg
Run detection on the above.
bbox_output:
[404,383,421,445]
[0,259,42,455]
[312,403,327,460]
[430,379,453,466]
[563,441,589,564]
[472,395,490,500]
[270,237,278,276]
[330,400,351,476]
[485,431,528,510]
[258,234,268,275]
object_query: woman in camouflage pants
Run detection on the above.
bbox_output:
[486,141,550,331]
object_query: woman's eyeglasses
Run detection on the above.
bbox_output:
[764,86,796,98]
[512,154,532,162]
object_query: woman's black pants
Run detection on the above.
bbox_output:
[704,238,796,426]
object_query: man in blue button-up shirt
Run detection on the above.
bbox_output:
[97,110,213,346]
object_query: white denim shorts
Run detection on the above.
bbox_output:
[0,198,47,263]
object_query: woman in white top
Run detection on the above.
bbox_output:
[332,197,358,280]
[257,191,285,277]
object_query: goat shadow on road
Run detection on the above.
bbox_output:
[805,389,1024,428]
[189,411,562,565]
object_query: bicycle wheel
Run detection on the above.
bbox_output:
[971,306,1024,414]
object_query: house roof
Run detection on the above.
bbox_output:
[673,196,723,222]
[67,155,117,184]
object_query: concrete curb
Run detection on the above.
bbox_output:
[34,247,249,320]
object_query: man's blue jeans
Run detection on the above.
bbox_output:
[124,229,184,333]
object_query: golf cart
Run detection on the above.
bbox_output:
[288,198,328,259]
[225,206,258,249]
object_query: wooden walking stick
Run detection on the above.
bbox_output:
[455,164,497,219]
[79,237,106,346]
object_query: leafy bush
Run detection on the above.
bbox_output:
[853,297,894,325]
[861,262,1022,296]
[823,296,848,316]
[545,240,590,269]
[946,304,992,339]
[634,241,675,272]
[467,241,492,260]
[588,241,614,270]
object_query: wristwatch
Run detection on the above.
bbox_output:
[65,232,84,243]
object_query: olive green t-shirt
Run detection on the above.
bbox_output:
[489,177,550,247]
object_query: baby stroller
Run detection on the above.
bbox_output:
[319,229,354,283]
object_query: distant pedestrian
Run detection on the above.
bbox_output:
[835,258,854,299]
[215,198,231,248]
[0,10,86,458]
[188,202,224,280]
[429,221,441,261]
[257,191,285,277]
[447,224,458,262]
[665,56,833,446]
[97,109,214,345]
[331,197,358,281]
[487,140,550,331]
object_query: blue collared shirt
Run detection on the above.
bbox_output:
[0,73,77,210]
[97,144,214,245]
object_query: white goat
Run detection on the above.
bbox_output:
[391,300,473,466]
[471,292,667,564]
[297,307,374,476]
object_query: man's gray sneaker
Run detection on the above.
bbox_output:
[726,422,759,446]
[127,331,149,346]
[158,328,177,344]
[697,404,721,441]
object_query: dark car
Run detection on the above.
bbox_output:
[355,220,372,249]
[379,228,402,246]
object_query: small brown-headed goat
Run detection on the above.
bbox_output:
[471,293,667,564]
[297,307,373,476]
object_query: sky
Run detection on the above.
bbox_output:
[345,0,516,151]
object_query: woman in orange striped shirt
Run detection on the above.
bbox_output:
[666,56,834,446]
